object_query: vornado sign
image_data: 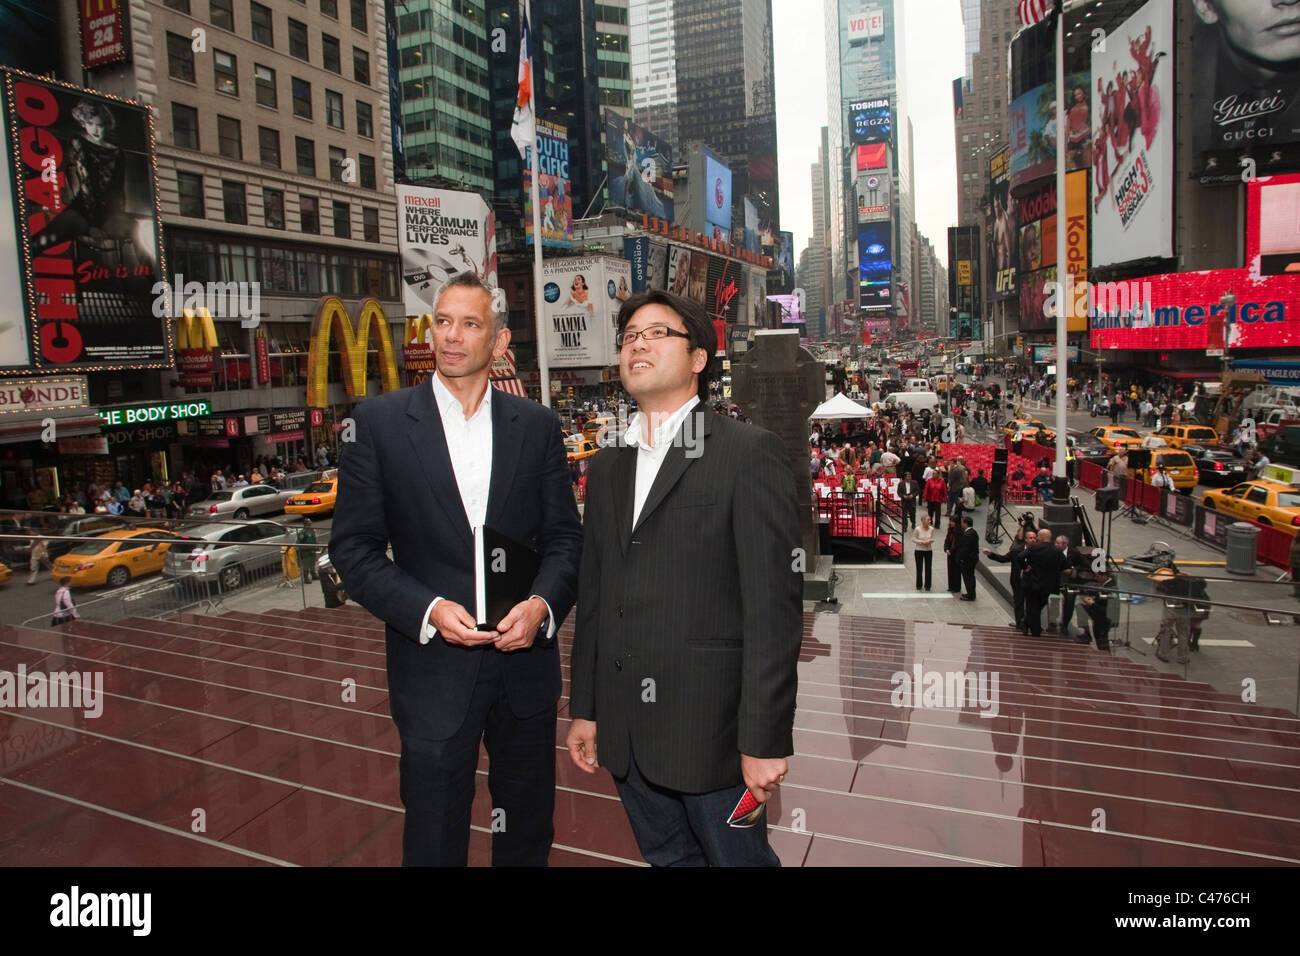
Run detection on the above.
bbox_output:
[306,296,401,408]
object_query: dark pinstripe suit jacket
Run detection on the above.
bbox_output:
[569,409,803,794]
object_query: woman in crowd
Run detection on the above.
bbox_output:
[913,514,935,592]
[923,469,948,525]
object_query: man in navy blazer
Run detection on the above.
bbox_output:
[330,272,582,866]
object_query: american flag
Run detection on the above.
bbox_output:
[1017,0,1059,28]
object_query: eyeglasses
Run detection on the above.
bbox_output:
[616,325,692,349]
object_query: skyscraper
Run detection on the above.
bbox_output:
[824,0,914,326]
[629,0,678,144]
[673,0,780,234]
[952,0,1017,229]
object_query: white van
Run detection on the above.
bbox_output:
[885,391,941,414]
[903,377,930,392]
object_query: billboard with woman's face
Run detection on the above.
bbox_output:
[3,70,168,370]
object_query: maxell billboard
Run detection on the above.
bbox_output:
[1090,0,1173,268]
[395,185,497,317]
[2,71,169,370]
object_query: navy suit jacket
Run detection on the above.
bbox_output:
[329,381,582,741]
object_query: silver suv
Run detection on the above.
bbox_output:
[161,520,293,590]
[187,484,291,520]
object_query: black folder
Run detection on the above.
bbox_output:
[474,525,542,632]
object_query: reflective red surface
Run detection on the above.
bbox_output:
[0,606,1296,866]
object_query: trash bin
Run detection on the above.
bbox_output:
[1225,522,1259,576]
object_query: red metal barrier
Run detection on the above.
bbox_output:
[1256,523,1293,570]
[1078,460,1105,490]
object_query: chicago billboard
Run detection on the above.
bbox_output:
[1090,0,1173,268]
[604,109,674,220]
[2,71,168,371]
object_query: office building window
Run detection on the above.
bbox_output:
[177,172,204,217]
[222,181,247,224]
[350,0,366,32]
[300,195,320,233]
[325,89,344,129]
[211,0,234,31]
[292,77,312,118]
[258,126,280,167]
[250,2,273,46]
[255,64,277,107]
[263,188,285,229]
[289,18,309,60]
[164,0,190,11]
[214,50,238,95]
[321,0,337,17]
[296,137,316,176]
[172,103,199,149]
[333,200,351,239]
[322,34,341,73]
[329,146,346,182]
[356,101,373,138]
[359,152,375,189]
[167,32,195,83]
[353,47,370,84]
[217,115,242,159]
[362,206,379,242]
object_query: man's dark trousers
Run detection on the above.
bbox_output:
[398,649,555,866]
[960,560,977,599]
[1024,588,1047,636]
[614,752,778,867]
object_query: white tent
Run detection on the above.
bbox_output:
[809,392,876,420]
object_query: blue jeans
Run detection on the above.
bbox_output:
[614,753,780,867]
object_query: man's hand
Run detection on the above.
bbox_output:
[566,719,598,773]
[741,754,788,804]
[428,600,496,647]
[494,595,549,652]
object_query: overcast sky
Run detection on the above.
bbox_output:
[774,0,967,268]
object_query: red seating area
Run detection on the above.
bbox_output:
[2,606,1297,866]
[936,442,1044,502]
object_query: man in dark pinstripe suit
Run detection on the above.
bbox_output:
[566,290,803,866]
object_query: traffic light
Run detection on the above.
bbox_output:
[1015,335,1024,351]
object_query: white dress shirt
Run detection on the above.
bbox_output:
[625,395,700,528]
[420,374,552,644]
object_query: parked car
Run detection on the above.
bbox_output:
[1131,449,1199,494]
[39,514,133,560]
[1152,424,1222,449]
[187,484,292,520]
[1260,424,1300,467]
[1201,478,1300,535]
[50,527,180,588]
[1072,436,1112,465]
[1182,444,1251,486]
[283,478,338,517]
[161,520,295,590]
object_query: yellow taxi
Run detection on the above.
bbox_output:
[0,560,10,585]
[582,415,617,442]
[1202,478,1300,535]
[1152,424,1222,449]
[1087,425,1146,451]
[1131,448,1199,494]
[566,436,600,462]
[51,527,178,588]
[284,478,338,517]
[1003,418,1050,439]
